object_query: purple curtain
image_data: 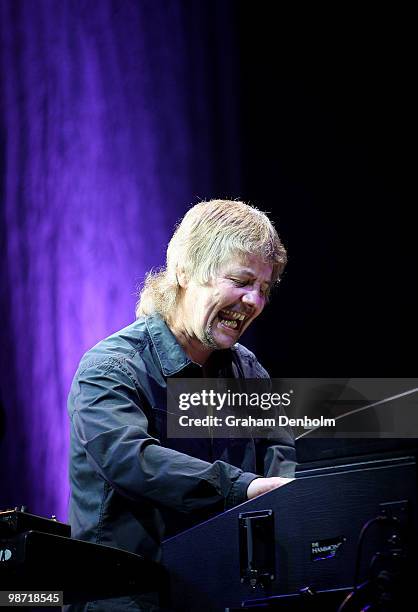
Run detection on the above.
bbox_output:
[0,0,240,521]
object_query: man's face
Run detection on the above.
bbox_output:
[180,253,273,351]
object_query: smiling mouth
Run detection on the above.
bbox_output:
[217,308,247,332]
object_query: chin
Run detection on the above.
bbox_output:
[212,331,239,349]
[202,326,235,350]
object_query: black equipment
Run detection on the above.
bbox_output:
[0,510,167,606]
[0,508,70,538]
[1,451,416,610]
[162,454,417,611]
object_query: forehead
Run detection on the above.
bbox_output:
[218,253,273,283]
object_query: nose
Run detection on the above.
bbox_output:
[241,288,265,311]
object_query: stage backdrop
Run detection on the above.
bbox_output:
[0,0,241,521]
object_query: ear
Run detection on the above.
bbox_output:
[176,266,189,289]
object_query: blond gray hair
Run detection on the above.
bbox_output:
[136,199,287,319]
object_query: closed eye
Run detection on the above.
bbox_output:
[231,278,248,287]
[230,278,271,299]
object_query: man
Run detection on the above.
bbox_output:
[67,199,295,610]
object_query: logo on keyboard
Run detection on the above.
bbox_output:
[311,537,346,561]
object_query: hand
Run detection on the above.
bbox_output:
[247,476,294,500]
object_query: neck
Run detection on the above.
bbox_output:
[167,313,213,366]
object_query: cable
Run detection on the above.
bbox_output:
[353,515,399,590]
[337,514,401,612]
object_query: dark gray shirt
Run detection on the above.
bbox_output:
[68,314,295,563]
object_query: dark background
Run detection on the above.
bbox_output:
[0,1,415,518]
[236,5,415,377]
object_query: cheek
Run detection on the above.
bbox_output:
[198,295,218,322]
[222,287,243,304]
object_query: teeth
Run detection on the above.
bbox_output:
[221,319,237,329]
[220,309,245,321]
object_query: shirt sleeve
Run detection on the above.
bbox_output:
[241,349,297,478]
[69,360,258,513]
[260,403,297,478]
[260,437,297,478]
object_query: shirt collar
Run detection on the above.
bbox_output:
[145,314,193,376]
[145,313,237,377]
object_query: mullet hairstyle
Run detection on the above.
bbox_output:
[135,199,287,320]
